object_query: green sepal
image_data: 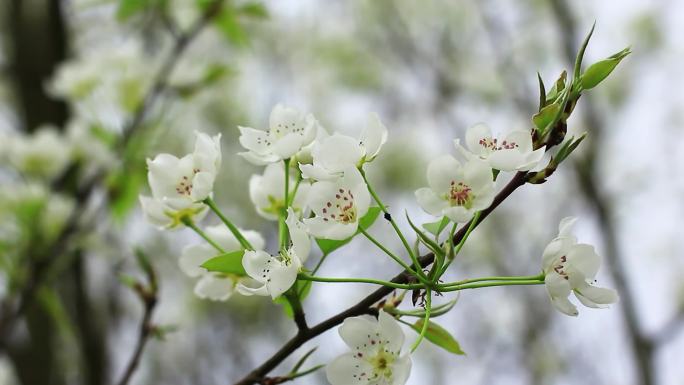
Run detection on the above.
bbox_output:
[201,250,246,276]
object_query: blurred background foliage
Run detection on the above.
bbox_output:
[0,0,682,384]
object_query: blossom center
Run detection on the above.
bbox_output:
[552,255,569,280]
[270,120,306,139]
[175,169,200,196]
[448,181,473,208]
[478,136,519,152]
[351,333,399,382]
[321,188,357,224]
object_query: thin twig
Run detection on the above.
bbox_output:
[116,252,159,385]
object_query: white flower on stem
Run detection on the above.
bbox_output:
[146,131,221,209]
[454,123,544,172]
[237,209,311,299]
[139,195,207,229]
[542,217,618,316]
[326,311,411,385]
[180,225,264,301]
[238,104,317,165]
[300,113,388,180]
[304,167,371,240]
[415,155,495,223]
[249,162,309,221]
[8,127,72,180]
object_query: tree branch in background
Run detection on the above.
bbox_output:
[116,251,159,385]
[0,0,226,353]
[547,1,658,384]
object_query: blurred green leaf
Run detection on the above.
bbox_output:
[117,0,150,21]
[201,250,246,275]
[316,207,382,255]
[214,8,249,46]
[580,47,631,90]
[410,319,465,355]
[238,2,268,18]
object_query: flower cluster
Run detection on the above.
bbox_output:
[415,123,542,223]
[138,104,618,385]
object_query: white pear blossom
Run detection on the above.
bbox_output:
[249,162,310,221]
[326,311,411,385]
[238,104,317,165]
[237,209,311,299]
[542,217,618,316]
[415,155,495,223]
[7,127,72,180]
[138,195,207,229]
[300,113,388,180]
[454,123,544,172]
[146,131,221,209]
[180,225,265,301]
[304,167,371,240]
[48,40,152,132]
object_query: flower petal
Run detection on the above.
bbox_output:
[487,149,527,172]
[238,126,271,154]
[304,217,357,240]
[326,353,373,385]
[179,244,215,277]
[576,284,618,306]
[567,243,601,279]
[465,123,492,156]
[391,354,412,385]
[427,155,462,194]
[378,311,405,354]
[194,274,234,301]
[443,206,471,223]
[339,315,379,351]
[313,133,364,173]
[415,187,448,216]
[286,208,311,263]
[360,113,388,160]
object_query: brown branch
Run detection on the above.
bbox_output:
[116,253,159,385]
[233,172,530,385]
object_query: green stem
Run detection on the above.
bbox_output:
[286,364,326,381]
[203,197,253,250]
[359,228,428,284]
[359,168,427,280]
[439,279,545,292]
[181,217,226,253]
[298,274,424,291]
[441,273,545,287]
[310,252,330,276]
[439,211,481,276]
[280,159,291,250]
[410,288,431,352]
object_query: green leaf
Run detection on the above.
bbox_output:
[580,47,631,90]
[537,72,546,110]
[214,8,249,46]
[532,103,561,131]
[410,319,465,355]
[315,207,382,255]
[574,22,596,80]
[406,213,445,260]
[238,2,269,18]
[422,217,449,237]
[201,250,246,275]
[117,0,149,21]
[545,71,567,103]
